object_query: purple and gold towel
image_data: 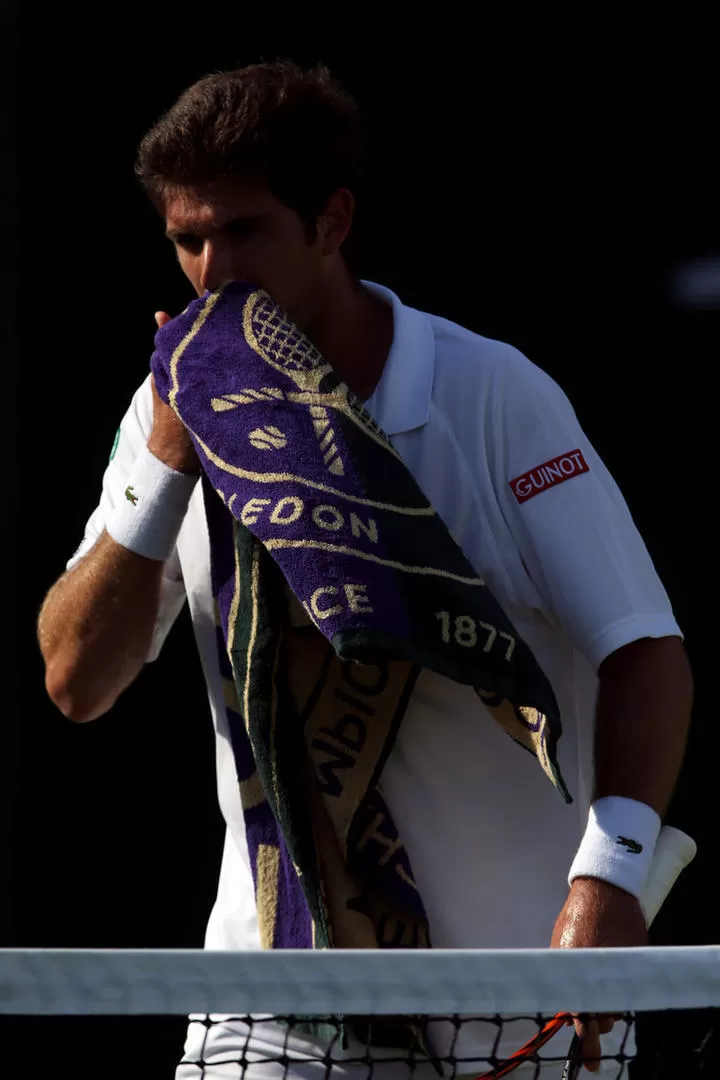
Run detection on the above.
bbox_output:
[151,281,570,964]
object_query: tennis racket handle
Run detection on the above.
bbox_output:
[640,825,697,926]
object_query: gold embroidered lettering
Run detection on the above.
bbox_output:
[350,513,379,544]
[310,586,343,620]
[396,863,419,891]
[312,739,357,797]
[343,662,389,696]
[343,583,373,614]
[241,497,271,525]
[318,714,367,753]
[269,496,304,524]
[312,504,344,531]
[356,811,404,865]
[333,687,374,716]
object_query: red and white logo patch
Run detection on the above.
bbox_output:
[510,449,589,504]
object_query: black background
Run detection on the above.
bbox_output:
[7,36,720,1078]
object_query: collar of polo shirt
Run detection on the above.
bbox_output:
[361,281,435,436]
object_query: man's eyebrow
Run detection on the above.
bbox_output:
[165,224,203,241]
[165,214,266,241]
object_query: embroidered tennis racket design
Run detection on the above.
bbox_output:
[238,290,392,477]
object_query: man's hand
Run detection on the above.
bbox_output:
[551,877,647,1072]
[147,311,201,475]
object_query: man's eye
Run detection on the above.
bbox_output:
[175,234,202,253]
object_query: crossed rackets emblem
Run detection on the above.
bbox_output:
[210,289,392,478]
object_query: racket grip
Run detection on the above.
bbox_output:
[640,825,697,926]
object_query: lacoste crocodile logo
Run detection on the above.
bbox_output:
[616,836,643,854]
[125,485,138,506]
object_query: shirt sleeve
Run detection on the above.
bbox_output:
[488,348,682,670]
[65,374,187,663]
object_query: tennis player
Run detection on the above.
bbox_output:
[37,61,693,1076]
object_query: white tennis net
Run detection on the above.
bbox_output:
[1,947,718,1078]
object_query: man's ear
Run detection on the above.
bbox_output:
[318,188,355,255]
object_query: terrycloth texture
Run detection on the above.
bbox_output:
[151,281,571,958]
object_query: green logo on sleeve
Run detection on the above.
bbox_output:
[109,427,121,462]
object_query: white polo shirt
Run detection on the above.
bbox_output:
[68,281,680,952]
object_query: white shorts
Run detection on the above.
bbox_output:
[174,1014,443,1080]
[174,1013,627,1078]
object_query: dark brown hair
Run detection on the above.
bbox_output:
[135,60,364,237]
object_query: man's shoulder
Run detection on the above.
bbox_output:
[422,308,538,395]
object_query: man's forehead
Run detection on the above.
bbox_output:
[164,182,275,233]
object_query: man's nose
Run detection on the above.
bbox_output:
[198,238,236,293]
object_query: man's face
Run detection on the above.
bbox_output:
[164,179,325,327]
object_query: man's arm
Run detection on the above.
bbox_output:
[39,532,169,723]
[548,636,692,1068]
[551,634,693,947]
[485,348,692,1068]
[594,634,693,815]
[40,316,200,723]
[486,345,690,811]
[485,346,691,887]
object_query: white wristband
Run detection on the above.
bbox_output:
[568,796,661,900]
[106,446,198,562]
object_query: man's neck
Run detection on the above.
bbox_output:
[306,266,394,402]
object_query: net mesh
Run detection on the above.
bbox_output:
[1,947,718,1078]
